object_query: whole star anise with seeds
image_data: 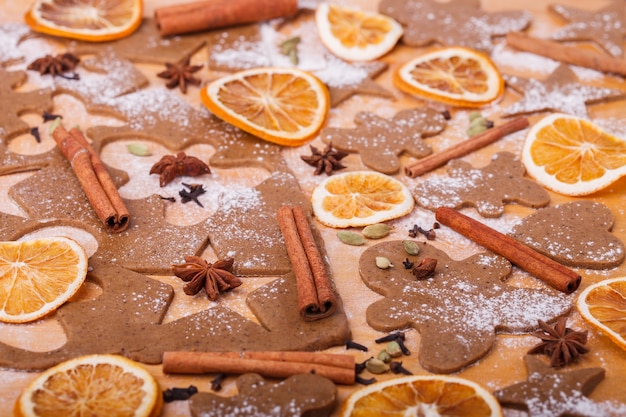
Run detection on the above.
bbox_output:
[172,256,242,300]
[150,152,211,187]
[157,55,203,94]
[528,317,589,368]
[27,52,80,80]
[301,142,348,175]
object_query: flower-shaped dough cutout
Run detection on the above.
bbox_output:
[413,152,550,218]
[379,0,531,52]
[495,355,606,416]
[359,240,572,373]
[510,201,625,269]
[0,260,350,371]
[549,2,626,57]
[189,373,337,417]
[320,108,446,174]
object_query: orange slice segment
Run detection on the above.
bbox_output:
[0,237,88,323]
[340,375,503,417]
[24,0,142,42]
[522,113,626,196]
[315,2,403,61]
[14,354,162,417]
[577,277,626,351]
[201,67,330,147]
[394,46,504,107]
[311,171,414,228]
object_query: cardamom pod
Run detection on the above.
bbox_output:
[337,231,366,246]
[375,256,392,269]
[365,358,388,374]
[387,341,403,358]
[403,240,420,256]
[377,349,392,363]
[126,143,152,156]
[362,223,392,239]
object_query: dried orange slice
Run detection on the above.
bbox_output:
[311,171,414,228]
[201,67,330,146]
[522,113,626,196]
[0,237,87,323]
[14,354,162,417]
[340,374,503,417]
[24,0,142,42]
[315,2,403,61]
[577,277,626,351]
[394,46,504,107]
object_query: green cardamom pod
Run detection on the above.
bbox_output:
[337,231,366,246]
[126,143,152,156]
[377,349,392,363]
[365,358,388,374]
[362,223,392,239]
[48,117,62,134]
[403,240,420,256]
[387,341,403,358]
[468,110,483,122]
[375,256,392,269]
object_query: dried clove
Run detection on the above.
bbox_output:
[355,358,370,374]
[441,110,451,120]
[389,361,412,375]
[374,331,405,344]
[30,126,41,143]
[396,338,411,355]
[356,375,377,385]
[402,258,414,269]
[179,183,206,207]
[42,111,62,122]
[163,385,198,402]
[211,373,227,391]
[159,195,176,202]
[346,340,368,352]
[408,224,435,240]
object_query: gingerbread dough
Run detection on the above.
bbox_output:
[189,373,337,417]
[510,201,625,270]
[320,108,446,174]
[359,240,572,373]
[413,152,550,218]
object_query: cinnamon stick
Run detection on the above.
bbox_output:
[435,207,581,293]
[162,351,355,385]
[405,117,529,178]
[155,0,299,37]
[506,32,626,77]
[277,205,337,321]
[52,126,130,233]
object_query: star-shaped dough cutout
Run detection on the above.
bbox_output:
[413,152,550,218]
[549,1,626,57]
[503,64,626,118]
[379,0,531,52]
[359,240,572,373]
[320,108,446,174]
[67,18,207,64]
[495,355,606,416]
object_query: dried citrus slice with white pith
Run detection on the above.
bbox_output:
[394,46,504,107]
[312,171,414,228]
[14,354,162,417]
[340,374,503,417]
[315,2,403,61]
[25,0,142,42]
[0,237,88,323]
[522,113,626,196]
[201,67,329,146]
[577,277,626,351]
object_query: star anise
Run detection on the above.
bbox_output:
[27,53,80,80]
[528,317,589,368]
[157,55,203,94]
[301,142,348,175]
[150,152,211,187]
[172,256,242,300]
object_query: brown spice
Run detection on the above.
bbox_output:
[157,55,203,94]
[412,258,437,279]
[28,53,80,80]
[150,152,211,186]
[172,256,242,300]
[528,317,589,367]
[301,142,348,175]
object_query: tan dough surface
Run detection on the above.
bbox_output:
[2,1,626,416]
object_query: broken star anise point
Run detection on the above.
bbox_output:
[157,55,203,94]
[172,256,242,301]
[301,142,348,175]
[528,317,589,368]
[150,152,211,187]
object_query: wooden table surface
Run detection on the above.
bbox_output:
[1,0,625,416]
